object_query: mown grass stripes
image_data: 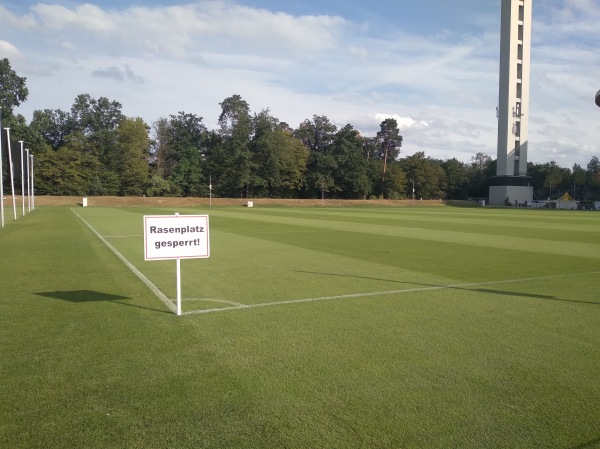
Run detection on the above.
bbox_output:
[1,205,599,449]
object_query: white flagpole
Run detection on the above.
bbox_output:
[26,149,31,212]
[5,128,17,220]
[19,141,25,216]
[30,154,35,210]
[0,127,4,227]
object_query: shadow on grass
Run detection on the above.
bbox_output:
[297,270,600,306]
[37,290,171,314]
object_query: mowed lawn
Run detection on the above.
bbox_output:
[1,205,599,448]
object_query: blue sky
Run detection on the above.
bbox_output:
[1,0,599,167]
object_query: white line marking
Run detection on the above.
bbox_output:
[72,209,176,313]
[182,271,600,316]
[104,234,143,238]
[185,298,247,306]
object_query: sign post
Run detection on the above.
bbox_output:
[143,213,210,316]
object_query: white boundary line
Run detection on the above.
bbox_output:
[72,209,176,313]
[182,271,600,316]
[185,298,247,306]
[104,234,143,238]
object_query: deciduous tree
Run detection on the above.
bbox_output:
[0,58,28,120]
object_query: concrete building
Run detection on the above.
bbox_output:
[489,0,533,206]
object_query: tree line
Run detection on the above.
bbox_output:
[2,58,599,202]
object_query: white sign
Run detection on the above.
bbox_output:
[144,214,210,261]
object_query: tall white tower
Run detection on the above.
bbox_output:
[489,0,533,205]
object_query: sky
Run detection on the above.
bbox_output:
[1,0,599,168]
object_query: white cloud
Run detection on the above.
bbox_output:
[25,2,349,59]
[0,5,36,29]
[3,0,599,167]
[31,3,117,32]
[0,40,21,59]
[374,114,428,131]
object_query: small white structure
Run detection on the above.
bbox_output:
[554,193,577,209]
[554,200,577,210]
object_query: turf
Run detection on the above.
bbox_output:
[1,205,599,448]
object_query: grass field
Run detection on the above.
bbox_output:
[1,204,599,448]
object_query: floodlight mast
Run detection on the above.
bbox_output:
[5,128,17,220]
[19,141,25,217]
[30,154,35,210]
[26,149,31,212]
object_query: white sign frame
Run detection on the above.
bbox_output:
[144,214,210,261]
[143,214,210,316]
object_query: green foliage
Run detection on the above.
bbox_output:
[213,96,254,197]
[587,156,600,188]
[33,143,99,195]
[29,108,74,150]
[331,125,371,199]
[295,115,338,197]
[249,110,308,197]
[146,174,172,197]
[153,112,207,196]
[2,55,598,201]
[442,158,468,199]
[0,58,28,119]
[116,117,150,196]
[401,151,446,199]
[93,170,121,196]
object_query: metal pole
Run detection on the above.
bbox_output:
[175,212,182,316]
[26,149,31,212]
[19,141,25,216]
[30,155,35,210]
[5,129,17,220]
[176,257,182,316]
[412,179,415,206]
[209,175,212,207]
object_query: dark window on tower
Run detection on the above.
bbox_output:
[519,5,524,22]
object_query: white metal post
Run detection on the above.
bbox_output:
[26,149,30,212]
[19,141,24,216]
[176,257,182,316]
[5,129,17,220]
[175,212,182,316]
[30,154,34,210]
